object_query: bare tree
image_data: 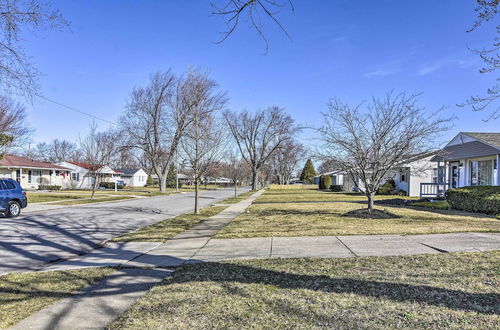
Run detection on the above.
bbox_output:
[121,70,188,192]
[27,139,78,163]
[0,95,32,152]
[0,0,68,95]
[180,77,228,214]
[79,123,120,199]
[225,149,249,197]
[319,92,451,213]
[459,0,499,120]
[211,0,293,52]
[270,139,303,184]
[224,106,298,190]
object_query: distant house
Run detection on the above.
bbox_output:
[420,132,500,198]
[0,154,71,190]
[313,171,358,191]
[116,168,148,187]
[58,161,122,189]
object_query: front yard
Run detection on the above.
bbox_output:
[109,251,499,329]
[216,189,500,238]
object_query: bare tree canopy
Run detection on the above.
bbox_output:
[270,139,303,184]
[224,149,251,197]
[26,139,79,163]
[120,69,227,193]
[211,0,293,52]
[0,95,31,151]
[0,0,68,95]
[181,110,227,214]
[79,122,120,198]
[319,92,452,213]
[225,106,299,190]
[459,0,499,120]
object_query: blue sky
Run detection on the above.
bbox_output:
[23,0,498,147]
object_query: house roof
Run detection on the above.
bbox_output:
[67,161,118,173]
[431,132,500,162]
[462,132,500,149]
[116,168,141,176]
[0,155,70,170]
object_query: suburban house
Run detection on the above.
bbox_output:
[420,132,500,198]
[313,171,358,191]
[0,154,71,190]
[58,161,122,189]
[116,168,148,187]
[381,153,436,197]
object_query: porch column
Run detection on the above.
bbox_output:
[497,154,500,186]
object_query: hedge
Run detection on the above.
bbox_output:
[319,175,331,190]
[445,186,500,215]
[38,185,61,190]
[99,182,126,189]
[330,185,344,192]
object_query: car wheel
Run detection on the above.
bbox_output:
[6,201,21,217]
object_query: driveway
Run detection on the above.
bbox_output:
[0,187,249,275]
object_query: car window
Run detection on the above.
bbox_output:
[0,181,6,190]
[3,181,16,189]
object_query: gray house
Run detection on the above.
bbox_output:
[420,132,500,197]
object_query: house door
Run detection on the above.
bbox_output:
[451,162,460,188]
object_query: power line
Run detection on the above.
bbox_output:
[35,94,119,126]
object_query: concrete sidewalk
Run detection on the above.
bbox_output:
[13,190,263,330]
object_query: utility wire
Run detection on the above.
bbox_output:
[35,94,119,126]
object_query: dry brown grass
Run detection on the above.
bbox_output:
[109,251,499,329]
[216,190,499,238]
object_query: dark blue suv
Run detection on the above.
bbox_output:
[0,179,27,217]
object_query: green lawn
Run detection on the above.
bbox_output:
[27,193,90,203]
[109,251,499,329]
[0,268,115,328]
[412,200,450,210]
[216,190,500,238]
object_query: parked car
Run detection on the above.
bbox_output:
[0,179,27,217]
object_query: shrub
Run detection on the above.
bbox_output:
[319,175,331,190]
[146,175,153,186]
[330,184,344,192]
[38,185,61,190]
[99,182,126,189]
[445,186,500,215]
[377,178,397,195]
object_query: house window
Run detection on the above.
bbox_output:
[470,160,493,186]
[28,170,41,184]
[55,170,60,176]
[71,173,80,181]
[400,174,406,182]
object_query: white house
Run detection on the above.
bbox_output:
[116,168,148,187]
[58,161,122,189]
[0,154,72,190]
[382,153,436,197]
[420,132,500,198]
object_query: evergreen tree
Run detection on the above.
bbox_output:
[166,164,177,188]
[299,159,317,183]
[146,175,153,186]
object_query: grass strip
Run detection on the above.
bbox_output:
[0,267,115,328]
[52,196,134,205]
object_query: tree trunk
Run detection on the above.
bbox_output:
[367,192,375,213]
[159,174,167,192]
[251,169,258,190]
[234,180,237,198]
[90,175,97,199]
[194,177,199,214]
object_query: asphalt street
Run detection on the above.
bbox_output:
[0,187,249,275]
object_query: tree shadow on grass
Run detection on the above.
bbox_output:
[171,262,499,315]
